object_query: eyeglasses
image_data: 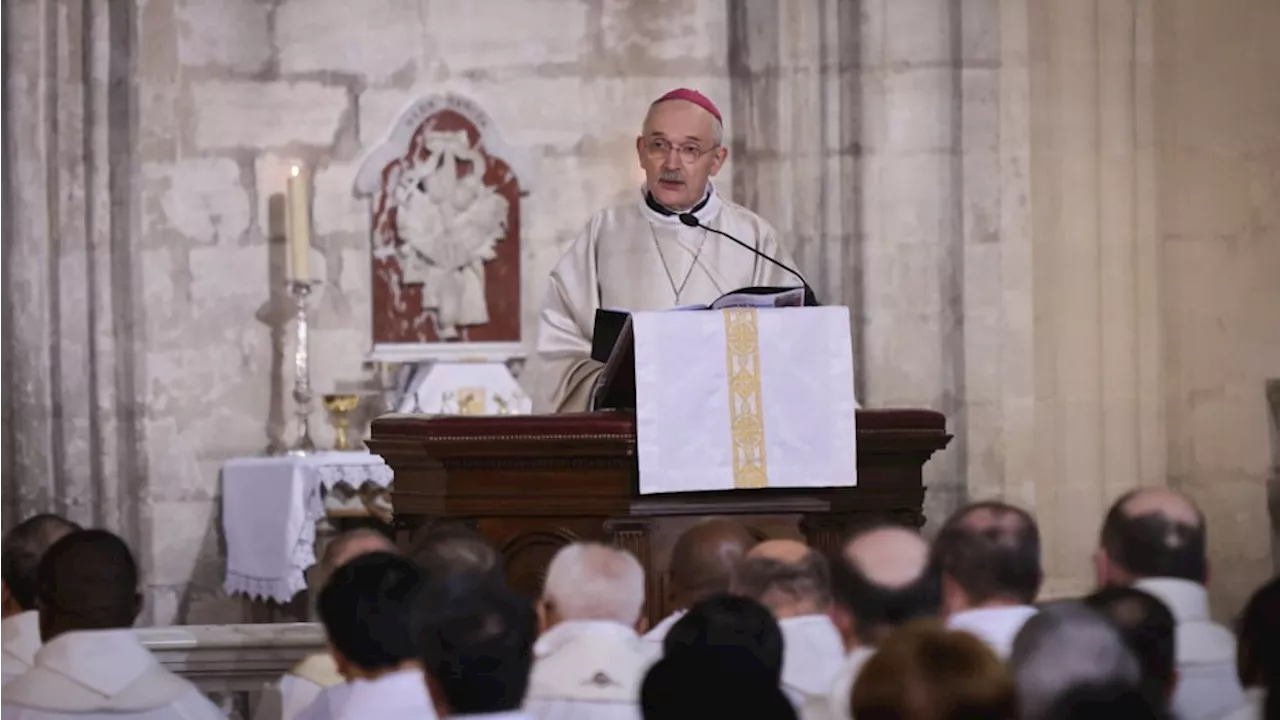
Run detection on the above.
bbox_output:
[644,138,718,164]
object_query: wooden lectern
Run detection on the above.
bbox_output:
[368,409,950,626]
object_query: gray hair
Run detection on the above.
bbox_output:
[732,551,832,613]
[542,543,645,625]
[1009,601,1141,720]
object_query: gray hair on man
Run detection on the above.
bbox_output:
[1010,601,1141,720]
[540,542,645,629]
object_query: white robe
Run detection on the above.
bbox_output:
[777,615,846,712]
[529,185,801,413]
[1133,578,1249,720]
[523,620,654,720]
[803,645,875,720]
[1,628,225,720]
[292,667,436,720]
[2,611,42,687]
[639,610,685,652]
[945,605,1038,660]
[254,652,345,720]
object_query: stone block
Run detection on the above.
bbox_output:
[192,80,349,150]
[958,0,1000,64]
[189,245,272,314]
[277,0,422,83]
[961,68,999,154]
[599,0,727,66]
[883,68,952,154]
[1161,150,1256,238]
[883,0,951,67]
[141,158,251,245]
[146,499,219,586]
[177,0,271,72]
[428,0,588,72]
[880,152,956,245]
[312,160,369,236]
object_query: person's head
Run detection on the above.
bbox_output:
[1083,586,1177,707]
[830,523,941,649]
[1096,488,1207,587]
[667,517,757,609]
[732,539,831,618]
[317,551,423,680]
[1042,682,1166,720]
[1,513,81,618]
[1010,601,1141,720]
[538,542,644,632]
[409,522,505,590]
[637,88,728,211]
[662,593,784,684]
[641,651,798,720]
[1237,574,1280,689]
[933,502,1042,614]
[851,619,1016,720]
[417,575,538,718]
[317,528,396,586]
[35,529,141,641]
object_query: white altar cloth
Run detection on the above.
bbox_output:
[632,306,858,495]
[222,451,393,603]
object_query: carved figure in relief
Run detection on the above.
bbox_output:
[394,129,509,339]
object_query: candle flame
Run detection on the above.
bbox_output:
[290,165,300,177]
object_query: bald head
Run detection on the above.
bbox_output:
[1100,488,1207,585]
[733,540,830,617]
[321,529,396,581]
[669,518,756,608]
[830,524,941,647]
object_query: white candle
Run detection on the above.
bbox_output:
[287,165,311,281]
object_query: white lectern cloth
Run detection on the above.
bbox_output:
[632,306,857,495]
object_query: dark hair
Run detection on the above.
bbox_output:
[662,593,784,684]
[416,576,537,715]
[2,514,81,611]
[732,550,831,609]
[317,552,423,672]
[37,529,138,631]
[1100,492,1206,583]
[408,522,506,589]
[1043,681,1166,720]
[1237,574,1280,688]
[641,651,798,720]
[933,502,1042,604]
[1083,586,1177,707]
[829,549,941,645]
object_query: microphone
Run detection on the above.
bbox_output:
[678,213,819,306]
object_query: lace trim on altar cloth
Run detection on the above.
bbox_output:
[223,571,309,605]
[311,462,394,490]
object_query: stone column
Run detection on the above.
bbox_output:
[2,0,146,550]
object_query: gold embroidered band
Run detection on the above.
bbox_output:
[723,308,768,489]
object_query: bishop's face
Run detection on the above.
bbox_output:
[636,100,728,211]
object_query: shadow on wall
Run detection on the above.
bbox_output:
[1267,379,1279,574]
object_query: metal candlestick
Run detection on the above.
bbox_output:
[287,280,321,456]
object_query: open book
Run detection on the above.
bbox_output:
[588,286,807,410]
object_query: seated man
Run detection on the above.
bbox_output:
[1,514,80,686]
[933,501,1042,659]
[524,543,652,720]
[819,524,941,720]
[261,529,396,720]
[2,529,225,719]
[417,576,539,719]
[731,540,844,711]
[1095,488,1248,720]
[300,552,433,720]
[645,517,756,648]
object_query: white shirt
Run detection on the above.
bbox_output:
[294,668,434,720]
[1,628,225,720]
[945,605,1038,660]
[523,620,654,720]
[2,611,42,687]
[777,615,846,711]
[640,610,685,651]
[802,645,875,720]
[1218,687,1265,720]
[1133,577,1248,720]
[255,654,346,720]
[528,184,800,413]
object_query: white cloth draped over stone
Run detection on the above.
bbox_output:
[523,621,654,720]
[2,611,42,687]
[1,629,226,720]
[529,185,801,414]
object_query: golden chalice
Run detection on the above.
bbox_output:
[322,394,362,451]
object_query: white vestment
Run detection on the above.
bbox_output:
[945,605,1038,660]
[803,645,875,720]
[523,620,654,720]
[2,611,42,687]
[640,610,685,652]
[529,185,801,413]
[1133,578,1248,720]
[254,653,345,720]
[1,629,225,720]
[777,615,846,712]
[292,667,435,720]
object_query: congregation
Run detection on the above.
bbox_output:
[1,487,1276,720]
